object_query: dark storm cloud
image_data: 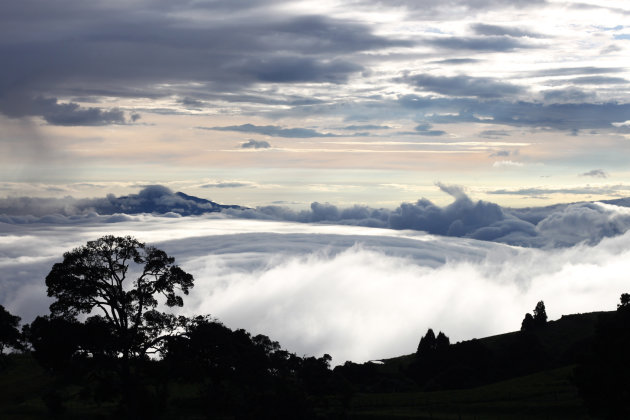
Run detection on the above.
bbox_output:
[401,74,525,98]
[471,23,545,38]
[199,124,338,138]
[0,95,128,126]
[398,94,630,130]
[252,57,362,84]
[241,139,271,149]
[0,1,410,121]
[580,169,609,178]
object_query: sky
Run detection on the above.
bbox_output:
[1,0,630,208]
[2,1,630,364]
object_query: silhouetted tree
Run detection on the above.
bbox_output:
[521,313,535,331]
[618,293,630,309]
[533,300,548,326]
[521,301,547,331]
[0,304,22,354]
[417,328,436,356]
[436,331,450,352]
[45,235,194,371]
[25,316,83,373]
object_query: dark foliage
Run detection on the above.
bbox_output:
[44,235,194,365]
[534,301,548,325]
[575,294,630,419]
[0,304,22,354]
[521,300,548,331]
[163,316,338,419]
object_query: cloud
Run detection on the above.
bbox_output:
[0,2,411,122]
[414,123,447,136]
[341,124,391,130]
[426,36,534,52]
[0,185,239,218]
[471,23,544,38]
[2,213,630,364]
[0,95,128,126]
[199,124,338,138]
[399,95,630,130]
[580,169,609,178]
[6,184,630,250]
[527,67,624,77]
[542,88,597,104]
[402,74,525,98]
[488,185,630,197]
[430,58,481,65]
[241,139,271,149]
[567,76,628,85]
[493,160,523,167]
[480,129,510,138]
[199,181,254,188]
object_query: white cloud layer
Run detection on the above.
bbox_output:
[2,214,629,364]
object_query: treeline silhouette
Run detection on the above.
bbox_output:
[1,235,629,419]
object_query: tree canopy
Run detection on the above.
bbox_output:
[45,235,194,361]
[0,304,22,353]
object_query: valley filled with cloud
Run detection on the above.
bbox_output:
[2,186,629,364]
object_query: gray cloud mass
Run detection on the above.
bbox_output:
[200,124,338,138]
[4,184,630,250]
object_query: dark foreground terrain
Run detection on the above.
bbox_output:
[2,309,627,419]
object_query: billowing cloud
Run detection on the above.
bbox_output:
[2,213,629,364]
[5,184,630,249]
[0,185,241,218]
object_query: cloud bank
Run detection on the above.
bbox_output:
[4,184,630,249]
[1,216,629,365]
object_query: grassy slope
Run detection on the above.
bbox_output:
[349,366,588,419]
[379,311,604,374]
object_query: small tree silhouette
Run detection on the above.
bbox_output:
[520,313,535,332]
[521,301,547,331]
[417,328,436,355]
[533,301,547,326]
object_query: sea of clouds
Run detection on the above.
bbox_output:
[2,205,630,364]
